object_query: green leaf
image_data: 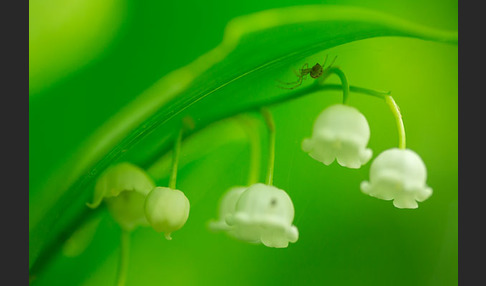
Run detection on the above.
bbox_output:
[29,4,457,274]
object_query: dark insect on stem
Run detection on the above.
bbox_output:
[276,55,337,90]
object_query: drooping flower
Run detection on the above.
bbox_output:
[360,148,433,209]
[87,162,156,231]
[144,187,190,240]
[225,183,299,248]
[302,104,372,169]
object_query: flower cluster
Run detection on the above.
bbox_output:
[302,104,432,208]
[90,96,433,253]
[88,162,190,238]
[84,62,438,286]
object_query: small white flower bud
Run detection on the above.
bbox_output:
[302,104,372,169]
[360,148,433,209]
[225,183,298,248]
[144,187,190,240]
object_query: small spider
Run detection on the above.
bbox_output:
[277,55,337,90]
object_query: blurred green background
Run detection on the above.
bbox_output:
[29,0,457,285]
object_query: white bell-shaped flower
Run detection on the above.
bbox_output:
[302,104,372,169]
[360,148,433,209]
[225,183,298,248]
[144,187,190,240]
[208,186,247,234]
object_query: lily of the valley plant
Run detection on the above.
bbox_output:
[87,59,432,285]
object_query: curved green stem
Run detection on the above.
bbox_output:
[169,129,183,189]
[324,67,350,104]
[236,115,261,186]
[268,82,389,110]
[260,108,275,186]
[116,230,130,286]
[347,85,391,98]
[385,95,406,149]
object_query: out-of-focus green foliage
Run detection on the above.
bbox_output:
[29,0,126,94]
[29,0,457,285]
